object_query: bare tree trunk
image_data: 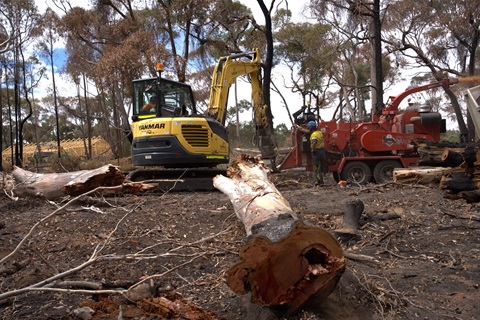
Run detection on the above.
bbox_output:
[0,65,3,172]
[83,74,92,160]
[113,83,131,156]
[372,0,383,115]
[48,32,61,159]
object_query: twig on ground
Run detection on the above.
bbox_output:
[442,210,480,221]
[344,251,380,264]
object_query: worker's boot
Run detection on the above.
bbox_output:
[333,199,364,242]
[313,170,323,186]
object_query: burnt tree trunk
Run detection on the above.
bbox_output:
[413,140,465,167]
[213,155,345,317]
[441,149,465,168]
[440,171,477,193]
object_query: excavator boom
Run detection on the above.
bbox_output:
[207,49,277,161]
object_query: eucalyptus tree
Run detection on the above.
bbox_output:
[36,8,63,158]
[60,1,145,157]
[0,0,15,54]
[0,3,15,175]
[148,0,254,113]
[254,0,275,113]
[274,18,339,120]
[383,0,479,141]
[1,0,41,167]
[305,2,370,121]
[57,0,257,157]
[309,0,395,119]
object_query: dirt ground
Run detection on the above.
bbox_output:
[0,170,479,320]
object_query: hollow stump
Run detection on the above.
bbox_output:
[213,155,346,317]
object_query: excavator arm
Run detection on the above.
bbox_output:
[207,49,278,164]
[208,50,262,123]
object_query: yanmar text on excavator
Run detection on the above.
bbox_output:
[128,49,277,189]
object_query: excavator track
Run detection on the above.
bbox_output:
[126,168,226,191]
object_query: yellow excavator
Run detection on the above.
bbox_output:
[127,49,277,189]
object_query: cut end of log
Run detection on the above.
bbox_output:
[226,154,271,179]
[227,221,346,317]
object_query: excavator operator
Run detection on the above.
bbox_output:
[141,95,157,112]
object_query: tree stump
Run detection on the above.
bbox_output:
[213,155,345,316]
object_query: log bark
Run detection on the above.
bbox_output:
[213,155,345,316]
[439,172,477,193]
[459,190,480,203]
[441,149,464,168]
[413,139,465,167]
[412,141,480,201]
[7,165,126,199]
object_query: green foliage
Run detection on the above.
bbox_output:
[225,99,252,125]
[227,120,293,149]
[227,120,255,148]
[274,22,336,93]
[274,123,293,148]
[441,130,461,143]
[2,0,478,160]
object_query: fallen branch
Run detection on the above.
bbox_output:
[0,187,235,307]
[343,251,380,264]
[442,210,480,221]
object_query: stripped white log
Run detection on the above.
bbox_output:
[213,156,297,236]
[393,167,453,184]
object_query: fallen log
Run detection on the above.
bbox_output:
[213,155,345,317]
[459,190,480,203]
[413,139,465,167]
[439,171,477,193]
[6,165,127,199]
[393,167,452,184]
[441,149,464,168]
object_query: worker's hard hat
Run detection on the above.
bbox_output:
[307,121,317,129]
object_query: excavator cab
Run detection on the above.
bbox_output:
[130,75,230,169]
[131,77,196,122]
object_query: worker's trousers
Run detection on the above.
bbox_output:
[312,147,327,185]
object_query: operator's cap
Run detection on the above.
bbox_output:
[307,121,317,129]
